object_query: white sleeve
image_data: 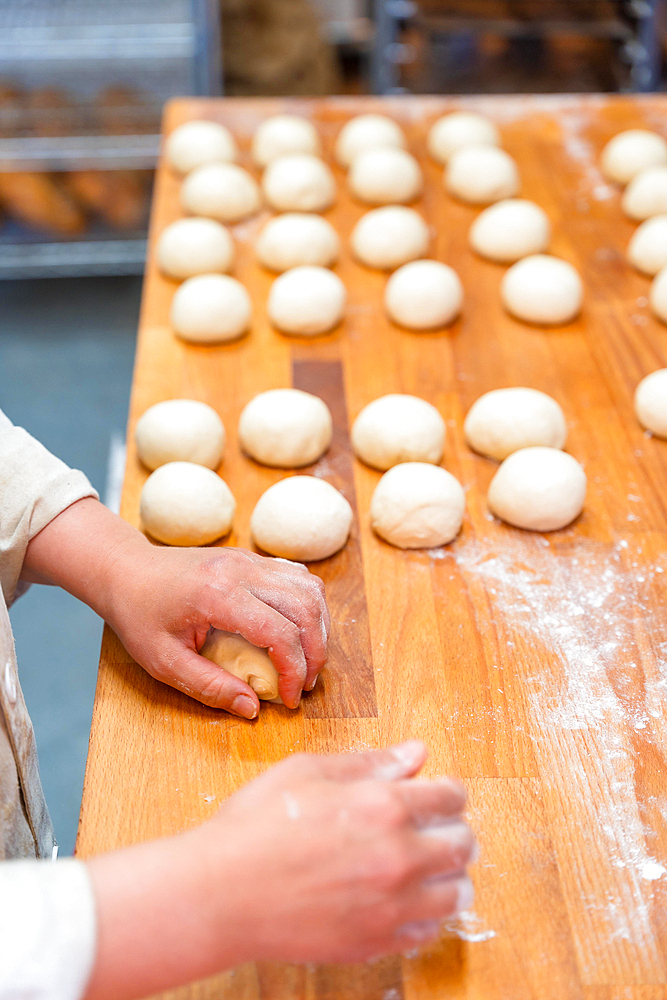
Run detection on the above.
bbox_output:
[0,858,97,1000]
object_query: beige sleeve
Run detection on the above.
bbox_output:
[0,409,99,605]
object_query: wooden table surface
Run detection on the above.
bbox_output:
[77,93,667,1000]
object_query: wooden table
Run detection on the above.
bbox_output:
[77,94,667,999]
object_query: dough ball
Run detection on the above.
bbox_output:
[239,388,332,467]
[252,114,320,167]
[267,265,346,336]
[384,259,462,329]
[348,148,422,205]
[140,462,235,545]
[256,213,339,272]
[335,113,406,168]
[181,162,261,224]
[165,120,237,174]
[469,199,550,263]
[250,476,353,561]
[170,273,251,343]
[351,393,445,470]
[262,154,336,213]
[135,399,225,471]
[157,218,234,280]
[200,629,281,702]
[464,387,567,461]
[634,368,667,437]
[427,111,500,165]
[446,145,520,205]
[600,129,667,185]
[370,462,465,549]
[650,265,667,322]
[622,166,667,221]
[351,206,430,270]
[501,254,583,325]
[627,214,667,275]
[487,447,586,532]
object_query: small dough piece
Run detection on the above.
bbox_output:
[487,446,586,532]
[250,476,353,561]
[650,265,667,322]
[239,388,333,467]
[165,120,237,174]
[446,145,520,205]
[622,166,667,221]
[256,213,339,272]
[384,259,463,329]
[351,206,430,270]
[348,148,422,205]
[464,387,567,461]
[370,462,465,549]
[171,273,251,343]
[352,394,445,471]
[634,368,667,437]
[600,129,667,185]
[501,254,583,325]
[628,214,667,275]
[135,399,225,471]
[157,217,233,280]
[200,629,281,702]
[140,461,235,545]
[335,113,406,168]
[267,265,346,336]
[262,154,336,213]
[252,114,320,167]
[181,162,261,224]
[427,111,500,165]
[469,199,550,263]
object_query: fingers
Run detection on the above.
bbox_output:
[394,778,467,828]
[306,741,428,782]
[394,874,475,946]
[408,821,476,879]
[213,591,307,709]
[160,646,260,719]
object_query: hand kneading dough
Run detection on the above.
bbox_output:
[634,368,667,437]
[487,447,586,532]
[171,273,252,343]
[622,167,667,221]
[140,462,235,545]
[252,114,320,167]
[600,129,667,185]
[157,218,234,280]
[464,387,567,461]
[267,265,345,335]
[250,476,353,561]
[352,394,445,470]
[200,629,281,702]
[469,199,550,262]
[256,213,339,272]
[627,214,667,275]
[165,120,237,174]
[239,388,332,467]
[501,254,583,325]
[427,111,500,165]
[351,206,430,270]
[135,399,225,470]
[384,259,463,329]
[180,162,261,223]
[348,148,422,205]
[335,114,406,168]
[370,462,465,549]
[650,266,667,322]
[262,154,336,213]
[446,145,520,205]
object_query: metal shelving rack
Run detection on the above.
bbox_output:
[0,0,222,278]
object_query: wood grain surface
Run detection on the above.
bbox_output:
[77,94,667,999]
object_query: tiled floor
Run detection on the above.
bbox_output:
[1,275,141,856]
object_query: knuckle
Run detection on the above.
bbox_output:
[365,785,408,831]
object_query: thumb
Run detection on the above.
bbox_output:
[156,645,261,720]
[313,741,427,782]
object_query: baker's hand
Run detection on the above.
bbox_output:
[103,543,329,717]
